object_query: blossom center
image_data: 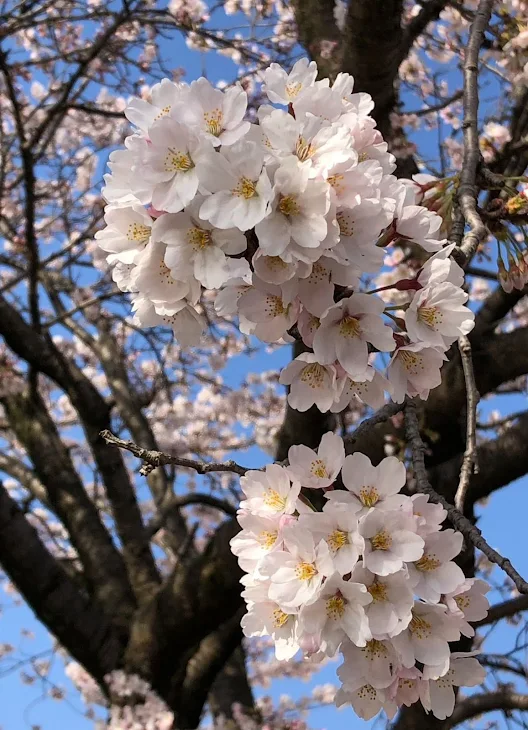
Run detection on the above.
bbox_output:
[399,350,424,374]
[285,81,302,100]
[233,177,257,199]
[187,227,212,249]
[154,105,171,121]
[367,580,388,603]
[300,363,325,388]
[409,615,432,639]
[339,315,362,338]
[454,595,471,610]
[264,294,287,317]
[278,194,300,217]
[415,554,441,572]
[310,458,328,479]
[363,640,388,660]
[127,223,151,243]
[158,260,174,284]
[336,211,354,237]
[328,173,344,194]
[326,593,346,619]
[295,136,315,162]
[357,685,377,700]
[266,256,288,271]
[328,529,348,552]
[295,561,317,581]
[358,151,369,162]
[417,305,442,328]
[359,486,379,507]
[259,530,278,549]
[203,108,223,136]
[263,488,286,511]
[371,529,392,551]
[272,608,290,628]
[165,148,194,173]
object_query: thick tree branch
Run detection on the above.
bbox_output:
[0,481,124,682]
[447,688,528,727]
[2,388,135,627]
[0,292,160,602]
[175,610,246,728]
[405,402,528,594]
[456,0,495,259]
[429,410,528,505]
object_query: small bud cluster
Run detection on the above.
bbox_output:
[231,433,489,721]
[97,59,475,411]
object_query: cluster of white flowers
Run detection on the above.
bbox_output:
[231,432,489,721]
[97,58,474,409]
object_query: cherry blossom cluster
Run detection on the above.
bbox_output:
[96,59,474,408]
[231,432,490,721]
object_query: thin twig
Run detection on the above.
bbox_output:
[346,401,406,446]
[147,494,237,537]
[405,402,528,594]
[100,429,249,477]
[455,335,480,511]
[454,0,495,260]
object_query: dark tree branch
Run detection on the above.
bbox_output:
[475,595,528,627]
[175,610,246,728]
[0,481,124,682]
[447,688,528,727]
[2,388,135,627]
[400,0,451,63]
[100,429,249,477]
[0,292,160,602]
[405,402,528,594]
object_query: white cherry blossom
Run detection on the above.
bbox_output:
[443,579,490,637]
[172,77,249,146]
[261,527,333,609]
[95,202,153,265]
[408,530,465,603]
[230,513,283,573]
[350,562,414,639]
[300,573,372,653]
[279,353,341,412]
[138,118,208,213]
[197,140,272,230]
[125,78,189,132]
[238,276,300,342]
[360,509,424,576]
[391,602,460,671]
[287,431,345,489]
[325,453,407,516]
[131,296,204,346]
[313,293,395,379]
[153,198,246,289]
[299,509,364,575]
[388,342,447,403]
[405,282,475,347]
[419,653,486,719]
[339,638,400,689]
[411,494,447,537]
[263,57,318,105]
[255,158,330,257]
[331,368,387,412]
[239,464,300,517]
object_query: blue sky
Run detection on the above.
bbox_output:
[1,4,527,729]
